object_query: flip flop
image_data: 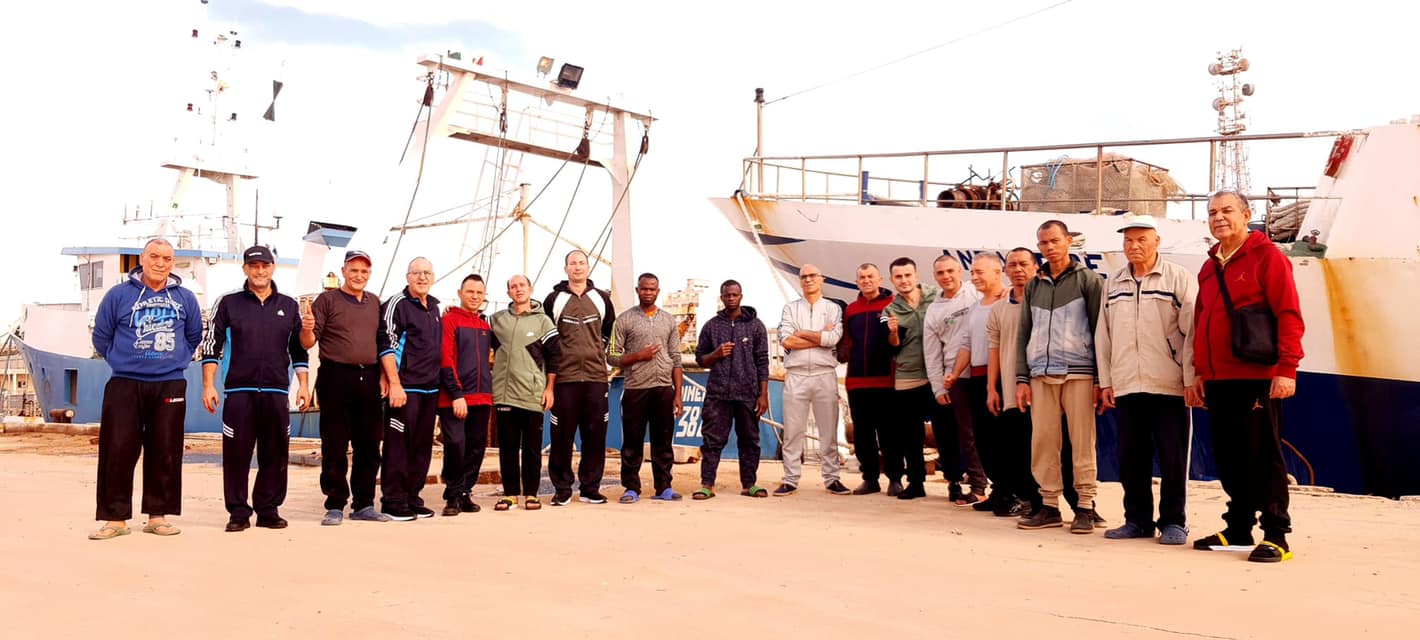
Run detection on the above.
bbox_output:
[652,488,683,501]
[692,488,715,500]
[619,490,640,504]
[1248,540,1294,563]
[740,486,769,498]
[523,496,542,511]
[141,522,181,536]
[494,497,517,511]
[88,525,131,541]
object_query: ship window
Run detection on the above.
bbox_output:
[78,262,105,290]
[65,369,78,405]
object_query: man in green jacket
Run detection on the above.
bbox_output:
[489,274,560,511]
[883,257,939,500]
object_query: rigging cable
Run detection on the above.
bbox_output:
[379,71,437,296]
[586,124,649,281]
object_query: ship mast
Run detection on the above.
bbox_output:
[1208,48,1255,212]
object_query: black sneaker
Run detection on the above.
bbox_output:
[383,507,416,522]
[825,480,852,495]
[579,491,608,504]
[458,494,479,513]
[254,515,288,529]
[886,481,904,497]
[225,518,250,533]
[1018,506,1064,529]
[772,483,798,497]
[442,501,461,517]
[994,498,1031,518]
[412,505,435,519]
[551,491,574,506]
[851,481,881,495]
[947,483,964,503]
[896,483,927,500]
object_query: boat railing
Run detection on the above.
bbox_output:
[740,130,1353,220]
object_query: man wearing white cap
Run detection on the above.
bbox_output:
[1095,215,1198,545]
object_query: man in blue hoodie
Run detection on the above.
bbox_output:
[88,238,203,540]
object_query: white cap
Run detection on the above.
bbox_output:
[1116,214,1158,232]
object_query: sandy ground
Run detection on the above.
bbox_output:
[1,433,1417,639]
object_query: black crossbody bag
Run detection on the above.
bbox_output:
[1212,259,1279,365]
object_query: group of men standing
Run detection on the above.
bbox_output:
[88,190,1303,563]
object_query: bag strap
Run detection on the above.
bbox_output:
[1212,259,1237,315]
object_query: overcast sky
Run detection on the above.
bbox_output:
[2,0,1417,324]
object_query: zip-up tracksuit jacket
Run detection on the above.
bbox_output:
[1095,259,1197,397]
[439,306,494,408]
[378,287,443,391]
[1016,258,1104,382]
[840,288,895,390]
[543,279,615,383]
[93,267,204,381]
[695,307,769,402]
[199,280,308,390]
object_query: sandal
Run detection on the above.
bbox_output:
[1192,530,1254,551]
[141,521,181,536]
[692,487,715,500]
[1248,540,1293,563]
[523,496,542,511]
[740,486,769,498]
[954,492,986,507]
[88,524,131,541]
[494,497,517,512]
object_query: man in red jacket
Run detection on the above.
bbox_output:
[437,275,495,516]
[1189,190,1305,563]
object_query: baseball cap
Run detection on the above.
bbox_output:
[243,245,276,264]
[1116,214,1158,233]
[344,250,372,265]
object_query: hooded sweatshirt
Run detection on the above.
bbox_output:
[695,306,769,402]
[93,267,203,382]
[490,301,561,413]
[883,284,940,386]
[1193,230,1304,381]
[543,279,615,383]
[1016,257,1103,382]
[840,287,895,390]
[439,305,493,408]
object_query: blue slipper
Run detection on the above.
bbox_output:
[619,490,639,504]
[1159,524,1189,546]
[652,488,683,501]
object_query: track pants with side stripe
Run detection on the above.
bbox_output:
[381,390,438,511]
[222,391,291,520]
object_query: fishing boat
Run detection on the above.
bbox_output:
[709,75,1420,496]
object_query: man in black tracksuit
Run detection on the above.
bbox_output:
[543,250,616,505]
[200,245,310,532]
[378,257,443,521]
[693,280,770,498]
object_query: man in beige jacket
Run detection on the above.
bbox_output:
[1095,215,1198,545]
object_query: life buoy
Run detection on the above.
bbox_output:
[1323,135,1354,178]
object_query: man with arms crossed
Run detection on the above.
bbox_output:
[776,264,848,496]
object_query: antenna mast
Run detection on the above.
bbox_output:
[1208,48,1255,205]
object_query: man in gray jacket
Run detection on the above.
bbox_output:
[776,264,847,496]
[1096,215,1197,545]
